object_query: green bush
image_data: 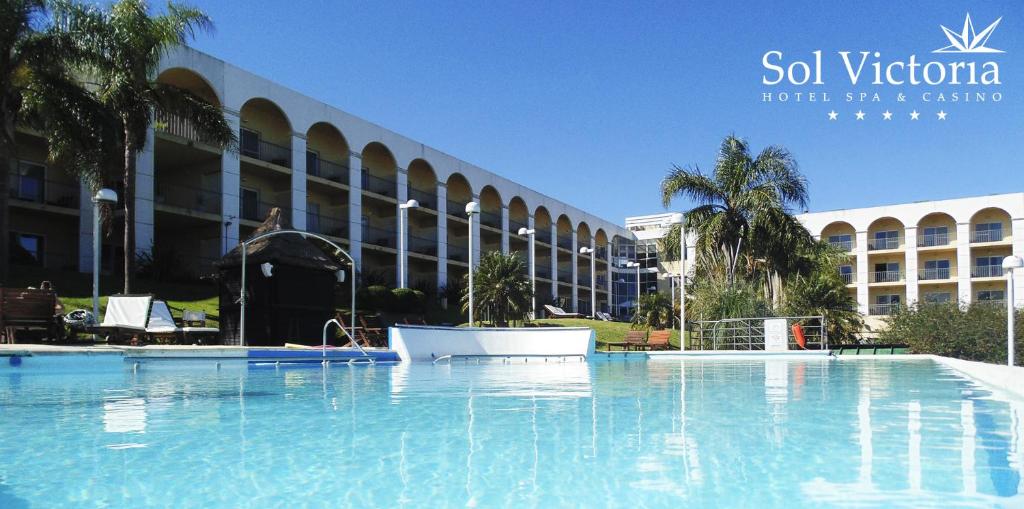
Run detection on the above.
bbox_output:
[359,285,392,311]
[879,303,1023,364]
[390,288,426,313]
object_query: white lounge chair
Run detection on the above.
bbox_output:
[543,305,584,319]
[149,301,219,343]
[180,309,219,342]
[597,311,613,322]
[93,295,152,342]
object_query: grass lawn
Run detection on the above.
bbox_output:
[462,318,685,351]
[8,266,220,327]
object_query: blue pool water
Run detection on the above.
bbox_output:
[1,355,1022,508]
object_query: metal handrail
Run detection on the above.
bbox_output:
[322,318,371,364]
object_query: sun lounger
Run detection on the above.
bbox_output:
[596,311,613,322]
[92,295,152,343]
[543,305,583,319]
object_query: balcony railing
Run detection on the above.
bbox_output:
[408,187,435,209]
[829,239,854,251]
[918,233,950,247]
[156,112,221,145]
[509,219,528,235]
[918,267,952,280]
[577,276,592,287]
[869,304,900,316]
[840,273,855,284]
[479,210,501,229]
[870,270,903,283]
[535,267,552,280]
[361,171,396,197]
[868,237,899,250]
[557,269,573,284]
[155,181,220,215]
[537,231,553,246]
[362,224,396,248]
[409,233,438,257]
[971,229,1004,243]
[971,265,1002,278]
[306,213,348,239]
[308,158,348,185]
[596,246,608,260]
[241,200,291,225]
[557,234,573,250]
[447,244,468,262]
[8,175,79,209]
[241,133,291,168]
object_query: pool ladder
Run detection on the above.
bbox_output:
[322,319,375,366]
[432,354,587,365]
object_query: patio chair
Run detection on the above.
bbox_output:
[334,313,370,348]
[596,311,613,322]
[359,315,387,347]
[0,287,63,343]
[543,305,583,319]
[605,330,647,351]
[91,295,152,343]
[180,309,219,343]
[643,330,672,351]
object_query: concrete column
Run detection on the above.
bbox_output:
[956,222,972,305]
[471,193,481,268]
[571,231,579,312]
[905,226,918,304]
[550,223,558,302]
[589,236,597,315]
[290,133,307,230]
[527,214,536,309]
[221,112,241,254]
[856,230,869,315]
[78,183,93,272]
[396,169,409,285]
[605,241,613,313]
[348,153,363,269]
[134,126,156,257]
[1014,218,1024,307]
[436,183,448,290]
[500,205,510,254]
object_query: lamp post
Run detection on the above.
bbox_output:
[519,227,536,319]
[669,212,686,350]
[466,202,480,326]
[398,199,419,288]
[626,261,640,317]
[579,246,596,318]
[1003,255,1022,366]
[91,188,118,321]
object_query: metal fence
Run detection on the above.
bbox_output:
[868,237,899,250]
[361,171,396,197]
[691,315,827,351]
[309,158,348,185]
[918,233,950,247]
[971,265,1002,278]
[971,229,1003,243]
[408,187,435,209]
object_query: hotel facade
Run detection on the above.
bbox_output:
[7,46,635,316]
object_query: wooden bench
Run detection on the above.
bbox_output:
[0,288,62,344]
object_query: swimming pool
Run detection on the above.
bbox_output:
[1,355,1021,508]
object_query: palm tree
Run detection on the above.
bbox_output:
[632,291,673,330]
[1,0,118,283]
[462,251,532,327]
[660,135,812,299]
[60,0,235,292]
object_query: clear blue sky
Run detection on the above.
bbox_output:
[184,0,1022,224]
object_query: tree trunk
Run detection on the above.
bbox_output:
[122,131,136,294]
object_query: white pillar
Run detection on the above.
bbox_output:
[221,111,241,254]
[348,152,363,269]
[396,168,409,285]
[134,126,155,257]
[905,226,918,304]
[290,133,307,230]
[436,183,448,290]
[571,231,579,312]
[605,241,613,312]
[500,205,510,254]
[471,193,481,266]
[527,214,536,312]
[550,223,558,302]
[78,183,93,272]
[856,230,869,315]
[956,222,972,305]
[1013,218,1024,307]
[589,236,597,317]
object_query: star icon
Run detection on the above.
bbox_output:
[910,110,920,120]
[882,110,893,120]
[937,110,948,120]
[855,110,865,120]
[827,110,838,121]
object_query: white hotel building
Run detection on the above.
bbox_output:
[7,46,635,315]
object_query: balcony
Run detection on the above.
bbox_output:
[447,244,468,263]
[868,238,899,250]
[362,224,396,249]
[917,233,951,247]
[869,304,900,316]
[361,171,396,197]
[409,233,438,257]
[479,210,501,229]
[408,188,435,210]
[8,175,79,209]
[971,265,1003,278]
[557,234,573,250]
[240,131,291,168]
[840,273,855,284]
[557,269,573,284]
[577,276,592,287]
[918,267,952,281]
[307,158,348,185]
[155,112,220,145]
[829,239,854,251]
[509,219,528,235]
[535,267,552,280]
[305,213,348,239]
[537,231,553,246]
[971,229,1004,243]
[870,270,904,283]
[596,246,608,260]
[155,181,220,216]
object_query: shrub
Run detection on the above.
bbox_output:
[879,302,1023,364]
[360,285,392,311]
[390,288,426,313]
[632,292,674,330]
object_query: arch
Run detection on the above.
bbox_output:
[407,159,437,209]
[916,212,956,247]
[556,214,573,234]
[867,216,905,251]
[446,172,473,213]
[306,122,349,179]
[821,221,856,250]
[534,206,552,229]
[361,142,397,196]
[594,228,609,246]
[969,207,1011,243]
[479,186,502,228]
[576,221,592,246]
[508,196,529,228]
[156,67,219,106]
[239,98,292,166]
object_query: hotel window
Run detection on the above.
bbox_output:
[240,128,260,159]
[306,150,320,177]
[920,226,948,246]
[828,234,853,250]
[974,256,1003,277]
[977,290,1005,302]
[240,188,259,221]
[10,232,44,266]
[875,294,901,307]
[872,230,899,250]
[13,160,46,203]
[973,222,1003,242]
[874,262,900,282]
[839,264,853,283]
[922,259,950,279]
[923,292,951,304]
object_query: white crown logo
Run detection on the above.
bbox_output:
[934,13,1004,53]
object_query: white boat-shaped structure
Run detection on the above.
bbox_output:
[389,325,595,362]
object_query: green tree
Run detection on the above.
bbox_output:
[60,0,235,292]
[632,291,674,330]
[462,251,532,327]
[660,134,811,299]
[781,241,864,344]
[1,0,120,283]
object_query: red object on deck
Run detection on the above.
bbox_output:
[792,323,807,349]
